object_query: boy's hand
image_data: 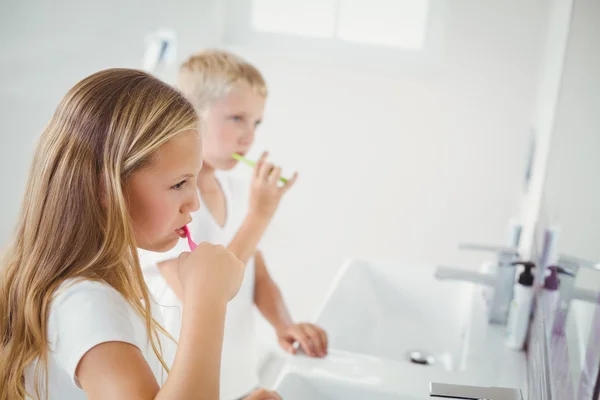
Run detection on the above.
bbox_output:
[277,323,328,358]
[248,152,298,221]
[244,388,282,400]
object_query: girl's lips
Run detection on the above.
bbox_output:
[175,228,186,238]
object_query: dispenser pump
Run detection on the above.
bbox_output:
[512,261,535,286]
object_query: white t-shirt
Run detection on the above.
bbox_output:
[140,171,259,400]
[24,279,175,400]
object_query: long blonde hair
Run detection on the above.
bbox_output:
[0,68,198,399]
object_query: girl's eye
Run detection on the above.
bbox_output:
[231,115,243,122]
[172,180,187,190]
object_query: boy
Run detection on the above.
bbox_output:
[142,50,328,400]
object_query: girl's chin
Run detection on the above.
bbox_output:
[138,235,180,253]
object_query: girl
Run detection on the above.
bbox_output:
[0,68,279,400]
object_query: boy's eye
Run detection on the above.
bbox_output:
[231,115,244,122]
[171,180,187,190]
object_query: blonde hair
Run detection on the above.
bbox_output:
[0,68,198,400]
[177,49,267,115]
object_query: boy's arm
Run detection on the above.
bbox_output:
[226,213,271,264]
[253,250,293,332]
[253,251,328,358]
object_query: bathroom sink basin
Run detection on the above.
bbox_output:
[315,259,474,370]
[262,259,527,397]
[275,371,425,400]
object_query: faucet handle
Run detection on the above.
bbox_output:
[549,265,576,277]
[511,261,535,268]
[458,243,519,256]
[557,253,598,270]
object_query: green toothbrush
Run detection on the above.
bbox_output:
[232,153,289,183]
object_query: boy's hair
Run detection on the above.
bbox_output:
[0,68,198,399]
[177,49,267,114]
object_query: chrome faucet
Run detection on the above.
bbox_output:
[435,243,520,325]
[551,254,600,335]
[430,382,523,400]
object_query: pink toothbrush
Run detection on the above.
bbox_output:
[182,225,197,251]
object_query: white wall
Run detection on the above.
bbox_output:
[519,0,573,264]
[542,0,600,262]
[0,0,224,245]
[229,1,552,323]
[538,0,600,364]
[0,1,552,329]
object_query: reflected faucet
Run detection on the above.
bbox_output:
[430,382,523,400]
[435,243,520,325]
[551,254,600,335]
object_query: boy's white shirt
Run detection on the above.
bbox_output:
[24,279,175,399]
[139,170,259,400]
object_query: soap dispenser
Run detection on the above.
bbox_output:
[543,266,561,314]
[542,265,575,317]
[506,261,535,350]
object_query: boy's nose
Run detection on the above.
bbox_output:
[240,130,255,146]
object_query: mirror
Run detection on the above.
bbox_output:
[566,270,600,397]
[535,0,600,397]
[546,260,600,399]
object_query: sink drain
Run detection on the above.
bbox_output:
[407,350,435,366]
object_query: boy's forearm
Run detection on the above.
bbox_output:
[254,252,293,333]
[227,213,270,264]
[255,280,293,333]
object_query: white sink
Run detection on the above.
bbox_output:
[275,371,425,400]
[315,259,474,370]
[261,259,527,398]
